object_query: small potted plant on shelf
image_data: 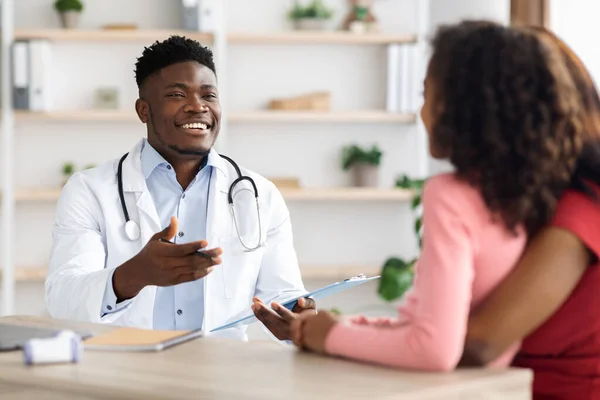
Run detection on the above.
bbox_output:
[342,0,379,34]
[54,0,84,29]
[341,143,383,187]
[288,0,334,31]
[62,162,75,186]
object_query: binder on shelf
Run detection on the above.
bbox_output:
[181,0,200,31]
[398,45,412,114]
[12,40,29,110]
[28,39,52,111]
[386,44,401,113]
[198,0,217,33]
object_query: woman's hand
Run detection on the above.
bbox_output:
[290,310,340,354]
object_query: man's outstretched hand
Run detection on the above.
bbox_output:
[252,296,316,341]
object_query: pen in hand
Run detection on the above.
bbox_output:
[158,238,215,261]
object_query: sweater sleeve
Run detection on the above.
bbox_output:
[324,176,477,371]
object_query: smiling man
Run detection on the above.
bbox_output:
[45,36,315,341]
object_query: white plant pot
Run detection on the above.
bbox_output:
[349,20,367,34]
[59,11,80,29]
[352,163,379,187]
[294,18,329,31]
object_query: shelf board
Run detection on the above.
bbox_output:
[12,187,414,202]
[0,266,48,282]
[16,110,137,122]
[2,265,379,282]
[229,111,417,123]
[16,110,417,124]
[228,31,417,45]
[14,29,213,43]
[13,29,414,45]
[15,188,62,202]
[281,187,414,201]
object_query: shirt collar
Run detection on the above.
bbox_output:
[141,139,216,180]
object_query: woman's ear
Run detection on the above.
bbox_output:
[135,98,149,124]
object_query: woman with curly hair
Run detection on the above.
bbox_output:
[460,27,600,399]
[281,20,586,371]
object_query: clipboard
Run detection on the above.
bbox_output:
[211,274,380,332]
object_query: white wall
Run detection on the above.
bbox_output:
[6,1,510,332]
[549,0,600,87]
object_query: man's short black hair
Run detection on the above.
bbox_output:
[134,35,216,88]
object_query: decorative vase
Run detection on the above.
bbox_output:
[294,18,329,31]
[352,163,379,187]
[59,11,80,29]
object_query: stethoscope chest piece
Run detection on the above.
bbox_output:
[125,220,141,241]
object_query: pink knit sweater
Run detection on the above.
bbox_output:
[325,173,526,371]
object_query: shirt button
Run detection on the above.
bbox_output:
[167,165,172,170]
[178,231,184,237]
[107,305,112,311]
[177,309,183,315]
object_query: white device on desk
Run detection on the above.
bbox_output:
[211,274,380,332]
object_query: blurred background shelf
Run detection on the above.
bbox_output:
[1,265,379,283]
[0,267,47,282]
[15,110,137,122]
[278,187,415,201]
[227,31,417,45]
[14,28,214,42]
[16,110,417,124]
[11,187,414,202]
[13,29,414,46]
[228,111,417,123]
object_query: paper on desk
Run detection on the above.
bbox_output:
[211,275,380,332]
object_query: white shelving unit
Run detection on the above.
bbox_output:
[0,0,429,316]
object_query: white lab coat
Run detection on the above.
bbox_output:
[45,139,308,340]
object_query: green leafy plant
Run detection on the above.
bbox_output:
[288,0,333,20]
[54,0,83,12]
[377,175,426,302]
[354,6,369,21]
[341,144,383,171]
[62,162,75,177]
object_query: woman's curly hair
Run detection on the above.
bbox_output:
[524,26,600,198]
[427,21,585,235]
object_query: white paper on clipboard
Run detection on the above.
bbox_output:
[210,274,380,332]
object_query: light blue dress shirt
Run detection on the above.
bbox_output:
[101,139,214,330]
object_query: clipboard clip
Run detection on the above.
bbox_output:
[344,273,366,281]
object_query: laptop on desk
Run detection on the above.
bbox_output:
[0,322,93,351]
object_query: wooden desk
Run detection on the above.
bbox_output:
[0,316,532,399]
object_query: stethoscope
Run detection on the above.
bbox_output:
[117,152,263,252]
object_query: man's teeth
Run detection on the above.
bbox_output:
[181,123,208,130]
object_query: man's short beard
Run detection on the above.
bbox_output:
[167,144,210,158]
[148,104,211,158]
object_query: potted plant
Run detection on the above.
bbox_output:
[62,162,75,186]
[54,0,84,29]
[342,0,379,34]
[288,0,334,31]
[377,175,426,301]
[341,143,382,187]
